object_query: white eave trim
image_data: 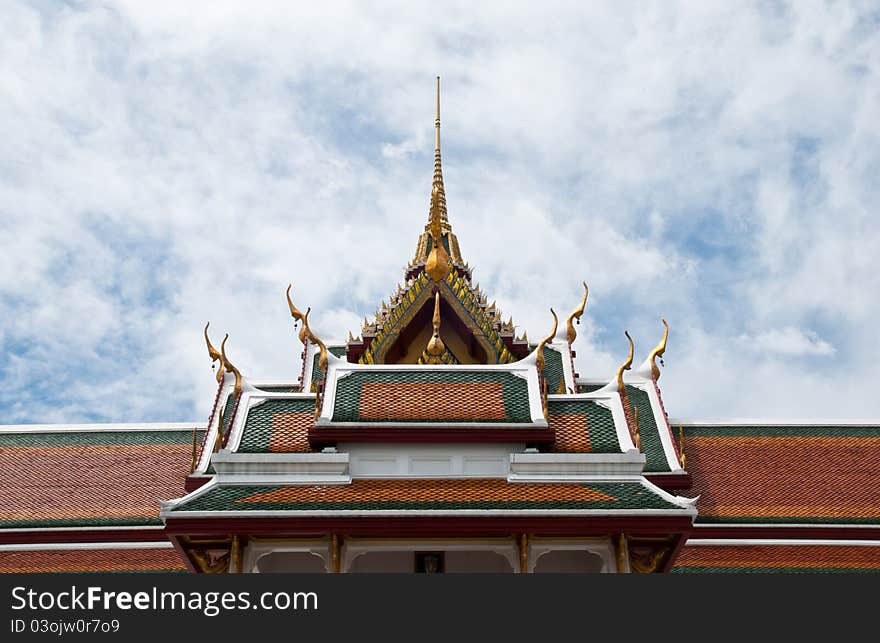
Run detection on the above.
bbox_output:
[164,507,698,519]
[0,541,173,552]
[0,525,165,533]
[685,539,880,547]
[672,418,880,426]
[0,423,203,433]
[508,452,646,479]
[693,523,880,529]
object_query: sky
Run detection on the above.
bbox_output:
[1,1,879,424]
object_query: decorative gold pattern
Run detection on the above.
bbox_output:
[565,282,589,344]
[230,535,241,574]
[615,533,628,573]
[616,331,634,395]
[647,319,669,381]
[183,536,232,574]
[519,533,529,573]
[331,534,340,573]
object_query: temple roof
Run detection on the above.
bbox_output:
[167,478,692,515]
[679,422,880,525]
[0,424,200,529]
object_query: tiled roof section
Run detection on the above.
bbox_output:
[548,399,620,453]
[625,385,671,472]
[331,370,532,423]
[576,383,604,394]
[541,346,566,394]
[0,548,187,573]
[237,398,315,453]
[682,425,880,524]
[672,545,880,573]
[310,346,348,390]
[0,429,199,528]
[255,385,300,393]
[172,479,682,512]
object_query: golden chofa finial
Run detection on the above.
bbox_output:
[204,322,225,383]
[425,184,451,282]
[648,319,669,381]
[535,308,559,372]
[616,331,634,395]
[303,308,329,373]
[565,281,589,344]
[426,291,446,356]
[286,284,309,345]
[220,334,243,398]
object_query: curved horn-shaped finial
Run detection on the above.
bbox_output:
[648,319,669,381]
[204,322,225,383]
[302,308,329,374]
[286,283,310,345]
[535,308,559,372]
[616,331,634,395]
[220,334,243,398]
[565,281,589,344]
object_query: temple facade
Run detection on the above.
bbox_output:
[2,80,878,573]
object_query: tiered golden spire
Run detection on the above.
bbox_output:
[412,77,463,269]
[432,76,449,231]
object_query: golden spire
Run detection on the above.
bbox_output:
[535,308,558,372]
[565,282,589,344]
[647,319,669,381]
[616,331,634,395]
[220,334,243,398]
[432,75,448,229]
[426,291,446,356]
[425,184,451,282]
[204,322,225,383]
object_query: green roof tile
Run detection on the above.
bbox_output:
[237,398,316,453]
[626,385,671,472]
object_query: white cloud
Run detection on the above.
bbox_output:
[743,327,836,357]
[0,1,878,422]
